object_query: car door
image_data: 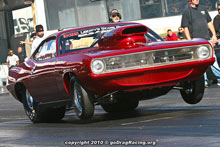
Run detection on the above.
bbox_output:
[27,37,59,103]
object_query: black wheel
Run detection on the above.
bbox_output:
[101,96,139,113]
[69,77,94,120]
[21,88,65,123]
[180,75,205,104]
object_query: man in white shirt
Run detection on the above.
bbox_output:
[31,25,45,55]
[6,50,19,68]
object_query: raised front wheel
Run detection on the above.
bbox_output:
[180,75,205,104]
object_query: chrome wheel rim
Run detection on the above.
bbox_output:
[74,84,83,116]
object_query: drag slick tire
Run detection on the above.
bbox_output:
[180,75,205,104]
[69,77,94,120]
[101,96,139,113]
[21,88,65,123]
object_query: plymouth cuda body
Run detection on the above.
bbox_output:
[7,23,214,123]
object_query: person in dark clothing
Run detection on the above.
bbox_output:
[181,0,217,41]
[181,0,218,87]
[214,4,220,40]
[17,46,27,63]
[177,27,186,40]
[213,2,220,84]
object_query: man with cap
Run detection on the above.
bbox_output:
[31,25,45,55]
[109,9,122,23]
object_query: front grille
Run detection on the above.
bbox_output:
[94,44,212,74]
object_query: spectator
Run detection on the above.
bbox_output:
[17,46,27,63]
[177,27,186,40]
[31,25,45,55]
[181,0,218,87]
[165,29,178,41]
[214,3,220,41]
[181,0,217,41]
[109,9,122,23]
[6,50,19,68]
[31,32,36,39]
[20,32,36,46]
[212,1,220,84]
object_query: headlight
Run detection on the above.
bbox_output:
[91,60,105,74]
[197,46,210,59]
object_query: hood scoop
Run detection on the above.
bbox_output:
[98,24,148,50]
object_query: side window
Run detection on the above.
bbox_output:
[34,39,56,61]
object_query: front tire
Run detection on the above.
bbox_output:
[21,88,65,123]
[180,75,205,104]
[69,77,94,120]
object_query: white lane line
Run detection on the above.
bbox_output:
[121,117,174,126]
[0,119,30,125]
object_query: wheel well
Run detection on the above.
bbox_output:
[63,72,76,95]
[14,82,26,103]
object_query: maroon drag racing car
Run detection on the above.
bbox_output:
[7,23,214,123]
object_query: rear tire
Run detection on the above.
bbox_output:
[21,88,65,123]
[69,77,94,120]
[180,75,205,104]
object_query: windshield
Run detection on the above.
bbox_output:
[59,24,163,55]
